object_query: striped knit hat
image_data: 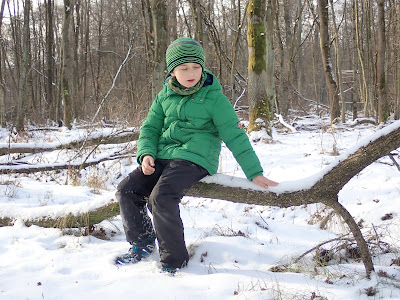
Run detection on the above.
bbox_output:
[166,37,205,73]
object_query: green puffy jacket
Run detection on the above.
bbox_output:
[137,69,263,180]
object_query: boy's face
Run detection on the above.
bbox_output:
[170,62,202,88]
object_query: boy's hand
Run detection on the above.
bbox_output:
[252,175,279,189]
[142,155,155,175]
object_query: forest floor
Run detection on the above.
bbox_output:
[1,112,400,299]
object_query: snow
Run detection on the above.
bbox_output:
[1,117,400,299]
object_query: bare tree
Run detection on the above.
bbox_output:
[190,0,203,43]
[265,0,276,110]
[72,0,80,119]
[151,0,167,98]
[230,0,245,102]
[45,0,55,121]
[16,0,31,132]
[0,0,5,127]
[329,0,345,123]
[397,1,400,120]
[377,0,388,123]
[168,0,178,42]
[61,0,73,128]
[317,0,340,123]
[247,0,273,135]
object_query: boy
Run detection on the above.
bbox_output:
[115,37,278,273]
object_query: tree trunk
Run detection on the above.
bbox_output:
[46,0,55,121]
[230,0,240,102]
[396,0,400,120]
[168,0,178,41]
[150,0,167,99]
[0,130,139,156]
[247,0,273,135]
[351,0,358,120]
[16,0,31,132]
[188,121,400,278]
[72,0,80,119]
[377,0,388,123]
[329,0,345,123]
[265,0,276,111]
[0,0,5,127]
[190,0,203,43]
[61,0,74,129]
[279,0,293,116]
[296,0,304,93]
[317,0,340,124]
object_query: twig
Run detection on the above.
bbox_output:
[275,113,297,133]
[293,234,352,264]
[91,42,135,123]
[388,153,400,172]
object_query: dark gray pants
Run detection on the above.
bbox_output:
[116,159,208,269]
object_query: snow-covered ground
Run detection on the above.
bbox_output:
[1,116,400,300]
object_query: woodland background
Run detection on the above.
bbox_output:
[0,0,399,132]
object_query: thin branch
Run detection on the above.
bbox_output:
[293,234,352,264]
[388,153,400,171]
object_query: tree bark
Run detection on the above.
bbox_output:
[247,0,273,135]
[0,0,5,127]
[377,0,388,123]
[317,0,340,123]
[150,0,167,99]
[72,0,80,119]
[265,0,276,111]
[190,0,203,43]
[46,0,55,120]
[168,0,177,41]
[329,0,345,123]
[61,0,74,129]
[16,0,31,132]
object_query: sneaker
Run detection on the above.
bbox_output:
[162,266,178,275]
[115,238,156,265]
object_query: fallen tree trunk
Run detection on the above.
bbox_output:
[0,152,132,174]
[1,121,399,278]
[0,130,138,155]
[187,122,400,278]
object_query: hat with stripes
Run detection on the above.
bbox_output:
[166,37,205,73]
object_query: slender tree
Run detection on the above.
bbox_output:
[397,1,400,120]
[168,0,178,42]
[265,0,276,110]
[247,0,273,135]
[45,0,55,120]
[317,0,340,123]
[0,0,5,127]
[230,0,244,102]
[61,0,73,128]
[190,0,203,43]
[16,0,31,131]
[377,0,388,123]
[329,0,345,123]
[150,0,167,99]
[72,0,80,119]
